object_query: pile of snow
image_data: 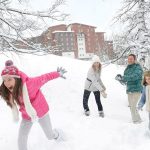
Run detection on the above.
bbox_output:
[0,53,150,150]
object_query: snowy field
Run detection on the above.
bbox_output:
[0,53,150,150]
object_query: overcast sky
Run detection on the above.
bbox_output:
[28,0,123,37]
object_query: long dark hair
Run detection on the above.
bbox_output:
[0,78,22,108]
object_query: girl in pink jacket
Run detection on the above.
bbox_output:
[0,60,66,150]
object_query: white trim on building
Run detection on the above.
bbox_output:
[62,52,75,58]
[77,33,93,59]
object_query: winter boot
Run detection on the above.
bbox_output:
[53,129,59,140]
[54,129,66,142]
[133,119,142,124]
[84,110,90,116]
[99,111,104,118]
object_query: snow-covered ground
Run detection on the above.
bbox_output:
[0,53,150,150]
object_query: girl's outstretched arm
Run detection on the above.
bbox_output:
[28,72,60,90]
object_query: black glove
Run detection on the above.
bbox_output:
[115,74,123,81]
[115,74,126,85]
[57,67,67,79]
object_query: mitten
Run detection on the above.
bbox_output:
[101,91,107,98]
[115,74,123,81]
[57,67,67,79]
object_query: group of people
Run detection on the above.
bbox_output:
[83,54,150,130]
[0,54,150,150]
[115,54,150,129]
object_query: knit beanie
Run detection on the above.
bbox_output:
[92,55,101,64]
[1,60,20,79]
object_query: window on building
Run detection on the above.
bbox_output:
[80,54,84,56]
[61,38,63,42]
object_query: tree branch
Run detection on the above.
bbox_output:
[113,1,138,24]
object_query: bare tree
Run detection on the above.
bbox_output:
[0,0,69,55]
[112,0,150,67]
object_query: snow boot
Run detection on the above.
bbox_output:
[133,119,142,124]
[84,110,90,116]
[99,111,104,118]
[54,129,66,142]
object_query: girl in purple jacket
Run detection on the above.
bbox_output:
[0,60,66,150]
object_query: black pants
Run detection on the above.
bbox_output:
[83,89,103,112]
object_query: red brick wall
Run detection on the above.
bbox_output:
[68,23,97,55]
[44,24,67,45]
[96,32,105,51]
[105,41,114,59]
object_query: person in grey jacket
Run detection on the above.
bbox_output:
[83,55,107,117]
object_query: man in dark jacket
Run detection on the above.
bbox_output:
[116,54,143,123]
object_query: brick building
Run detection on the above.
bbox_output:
[19,23,113,59]
[95,32,105,52]
[67,23,97,58]
[52,31,76,58]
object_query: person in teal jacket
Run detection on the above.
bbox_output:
[116,54,143,123]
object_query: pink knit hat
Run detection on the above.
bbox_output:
[1,60,20,79]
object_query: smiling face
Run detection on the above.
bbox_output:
[128,55,136,65]
[3,76,16,92]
